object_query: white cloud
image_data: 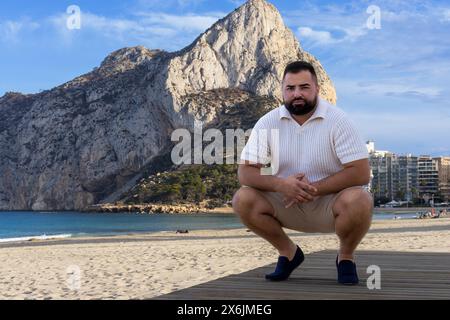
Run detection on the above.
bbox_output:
[286,0,450,105]
[298,27,334,44]
[336,79,444,101]
[342,25,367,41]
[443,9,450,21]
[287,5,369,48]
[177,0,205,6]
[50,12,152,36]
[136,0,206,11]
[0,21,22,42]
[0,18,40,43]
[136,12,223,32]
[47,10,224,48]
[355,113,449,135]
[297,25,367,46]
[228,0,245,7]
[348,110,450,156]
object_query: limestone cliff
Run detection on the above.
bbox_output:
[0,0,336,210]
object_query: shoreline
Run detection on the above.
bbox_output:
[1,206,446,215]
[1,217,449,248]
[0,210,447,246]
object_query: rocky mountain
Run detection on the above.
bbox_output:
[0,0,336,211]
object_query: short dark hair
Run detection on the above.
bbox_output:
[283,61,318,83]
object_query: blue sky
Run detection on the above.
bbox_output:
[1,0,449,156]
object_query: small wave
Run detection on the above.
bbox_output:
[0,234,73,243]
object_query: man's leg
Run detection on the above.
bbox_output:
[232,187,297,260]
[332,187,373,262]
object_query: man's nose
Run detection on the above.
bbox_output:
[294,88,303,98]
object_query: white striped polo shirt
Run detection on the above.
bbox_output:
[240,97,369,182]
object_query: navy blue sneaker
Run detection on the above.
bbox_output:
[265,246,304,281]
[336,256,359,285]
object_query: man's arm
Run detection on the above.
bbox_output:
[238,162,281,192]
[238,161,317,203]
[311,158,371,197]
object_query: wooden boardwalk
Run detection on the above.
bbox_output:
[155,250,450,300]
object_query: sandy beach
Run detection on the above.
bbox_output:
[0,217,449,300]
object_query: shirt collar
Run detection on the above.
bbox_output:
[279,97,328,121]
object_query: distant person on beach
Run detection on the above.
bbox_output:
[233,61,372,285]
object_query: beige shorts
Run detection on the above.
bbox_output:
[249,186,366,233]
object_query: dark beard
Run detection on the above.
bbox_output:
[285,97,318,116]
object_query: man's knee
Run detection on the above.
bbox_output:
[232,187,273,220]
[232,187,258,216]
[333,188,373,218]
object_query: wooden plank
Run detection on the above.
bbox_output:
[154,250,450,300]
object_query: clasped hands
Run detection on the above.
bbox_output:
[276,173,319,208]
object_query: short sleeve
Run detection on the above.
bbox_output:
[333,116,369,164]
[240,118,271,165]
